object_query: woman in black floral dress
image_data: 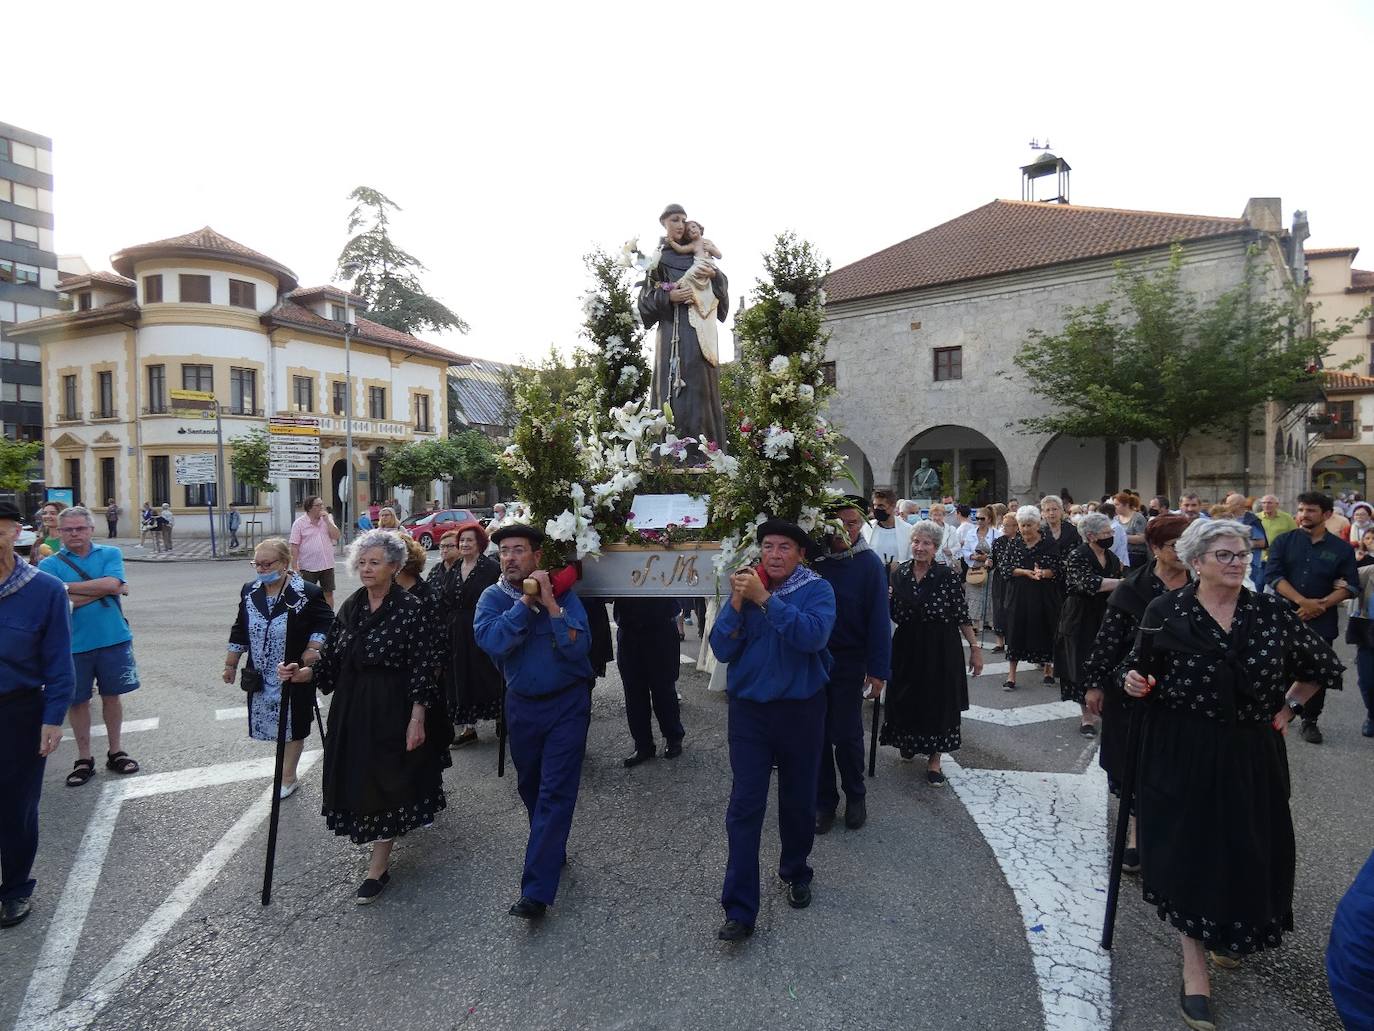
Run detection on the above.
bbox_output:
[880,520,984,786]
[1054,512,1124,735]
[289,529,451,904]
[1119,519,1343,1029]
[997,506,1062,691]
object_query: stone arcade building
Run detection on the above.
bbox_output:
[821,194,1314,506]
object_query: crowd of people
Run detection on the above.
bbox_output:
[3,487,1373,1029]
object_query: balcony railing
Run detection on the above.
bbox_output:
[56,411,84,424]
[292,412,411,438]
[93,409,119,421]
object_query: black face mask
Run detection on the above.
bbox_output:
[872,507,890,522]
[1147,508,1160,518]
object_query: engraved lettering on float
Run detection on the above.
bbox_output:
[671,555,701,587]
[629,554,661,587]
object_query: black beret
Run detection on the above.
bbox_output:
[659,203,686,222]
[755,518,813,551]
[0,501,21,522]
[490,523,545,547]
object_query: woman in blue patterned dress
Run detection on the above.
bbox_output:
[223,538,335,799]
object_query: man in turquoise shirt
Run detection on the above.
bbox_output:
[39,505,141,786]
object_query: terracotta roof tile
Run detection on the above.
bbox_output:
[8,300,140,335]
[111,226,298,291]
[262,300,462,363]
[824,199,1248,305]
[57,270,136,291]
[1305,247,1359,259]
[1323,370,1374,393]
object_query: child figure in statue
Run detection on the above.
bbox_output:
[666,220,723,367]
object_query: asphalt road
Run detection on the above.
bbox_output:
[2,557,1368,1031]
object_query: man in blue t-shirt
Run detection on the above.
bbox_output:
[39,506,141,785]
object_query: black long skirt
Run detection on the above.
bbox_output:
[1136,708,1295,955]
[1098,690,1132,797]
[446,612,504,725]
[880,621,969,755]
[322,665,452,844]
[1055,592,1109,702]
[1004,577,1059,665]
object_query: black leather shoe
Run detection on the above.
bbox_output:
[664,739,683,759]
[1121,847,1140,874]
[355,871,390,905]
[717,918,754,942]
[815,809,836,835]
[509,896,547,919]
[623,749,656,768]
[1179,986,1215,1030]
[844,798,867,830]
[1300,720,1323,745]
[787,881,812,909]
[1,897,32,928]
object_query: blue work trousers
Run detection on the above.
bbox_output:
[721,690,827,925]
[506,683,592,905]
[0,689,46,902]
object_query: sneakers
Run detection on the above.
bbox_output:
[1300,720,1323,745]
[355,871,390,905]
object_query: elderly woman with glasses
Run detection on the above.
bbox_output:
[223,538,335,798]
[1119,518,1343,1030]
[880,519,984,786]
[1054,512,1124,737]
[996,505,1062,691]
[281,528,450,904]
[428,522,502,746]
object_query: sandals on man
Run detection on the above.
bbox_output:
[66,757,96,787]
[105,751,140,775]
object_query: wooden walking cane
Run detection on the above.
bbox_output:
[261,683,290,906]
[1101,626,1158,949]
[497,684,507,778]
[313,697,326,742]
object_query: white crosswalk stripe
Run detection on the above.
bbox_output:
[62,718,159,742]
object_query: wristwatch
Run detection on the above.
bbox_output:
[1286,699,1305,718]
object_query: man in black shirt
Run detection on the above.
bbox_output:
[1264,491,1358,744]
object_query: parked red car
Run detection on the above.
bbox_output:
[401,508,477,550]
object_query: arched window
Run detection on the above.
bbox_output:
[1286,434,1295,459]
[1312,454,1367,496]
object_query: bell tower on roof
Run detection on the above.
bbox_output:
[1020,149,1071,204]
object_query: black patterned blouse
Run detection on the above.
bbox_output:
[890,561,972,627]
[994,534,1063,583]
[1122,585,1343,723]
[1063,545,1119,598]
[313,584,439,707]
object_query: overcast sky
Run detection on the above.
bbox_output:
[8,0,1373,364]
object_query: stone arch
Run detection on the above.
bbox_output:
[892,425,1008,506]
[1312,454,1367,496]
[1032,434,1161,504]
[832,436,874,498]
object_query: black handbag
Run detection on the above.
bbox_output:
[239,666,264,693]
[1347,614,1374,649]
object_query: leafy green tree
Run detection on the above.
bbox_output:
[1015,245,1366,497]
[336,186,469,336]
[0,437,41,493]
[227,428,277,494]
[381,433,501,494]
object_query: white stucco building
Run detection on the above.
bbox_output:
[821,186,1314,507]
[12,227,456,536]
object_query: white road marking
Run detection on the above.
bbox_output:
[16,751,320,1031]
[679,654,695,665]
[945,757,1111,1031]
[214,706,242,720]
[62,717,159,742]
[965,701,1084,726]
[972,660,1012,677]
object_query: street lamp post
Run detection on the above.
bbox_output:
[343,300,354,545]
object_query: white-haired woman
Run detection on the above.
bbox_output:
[280,528,450,904]
[1121,518,1343,1029]
[996,506,1062,691]
[880,520,983,785]
[223,538,334,798]
[1054,513,1123,736]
